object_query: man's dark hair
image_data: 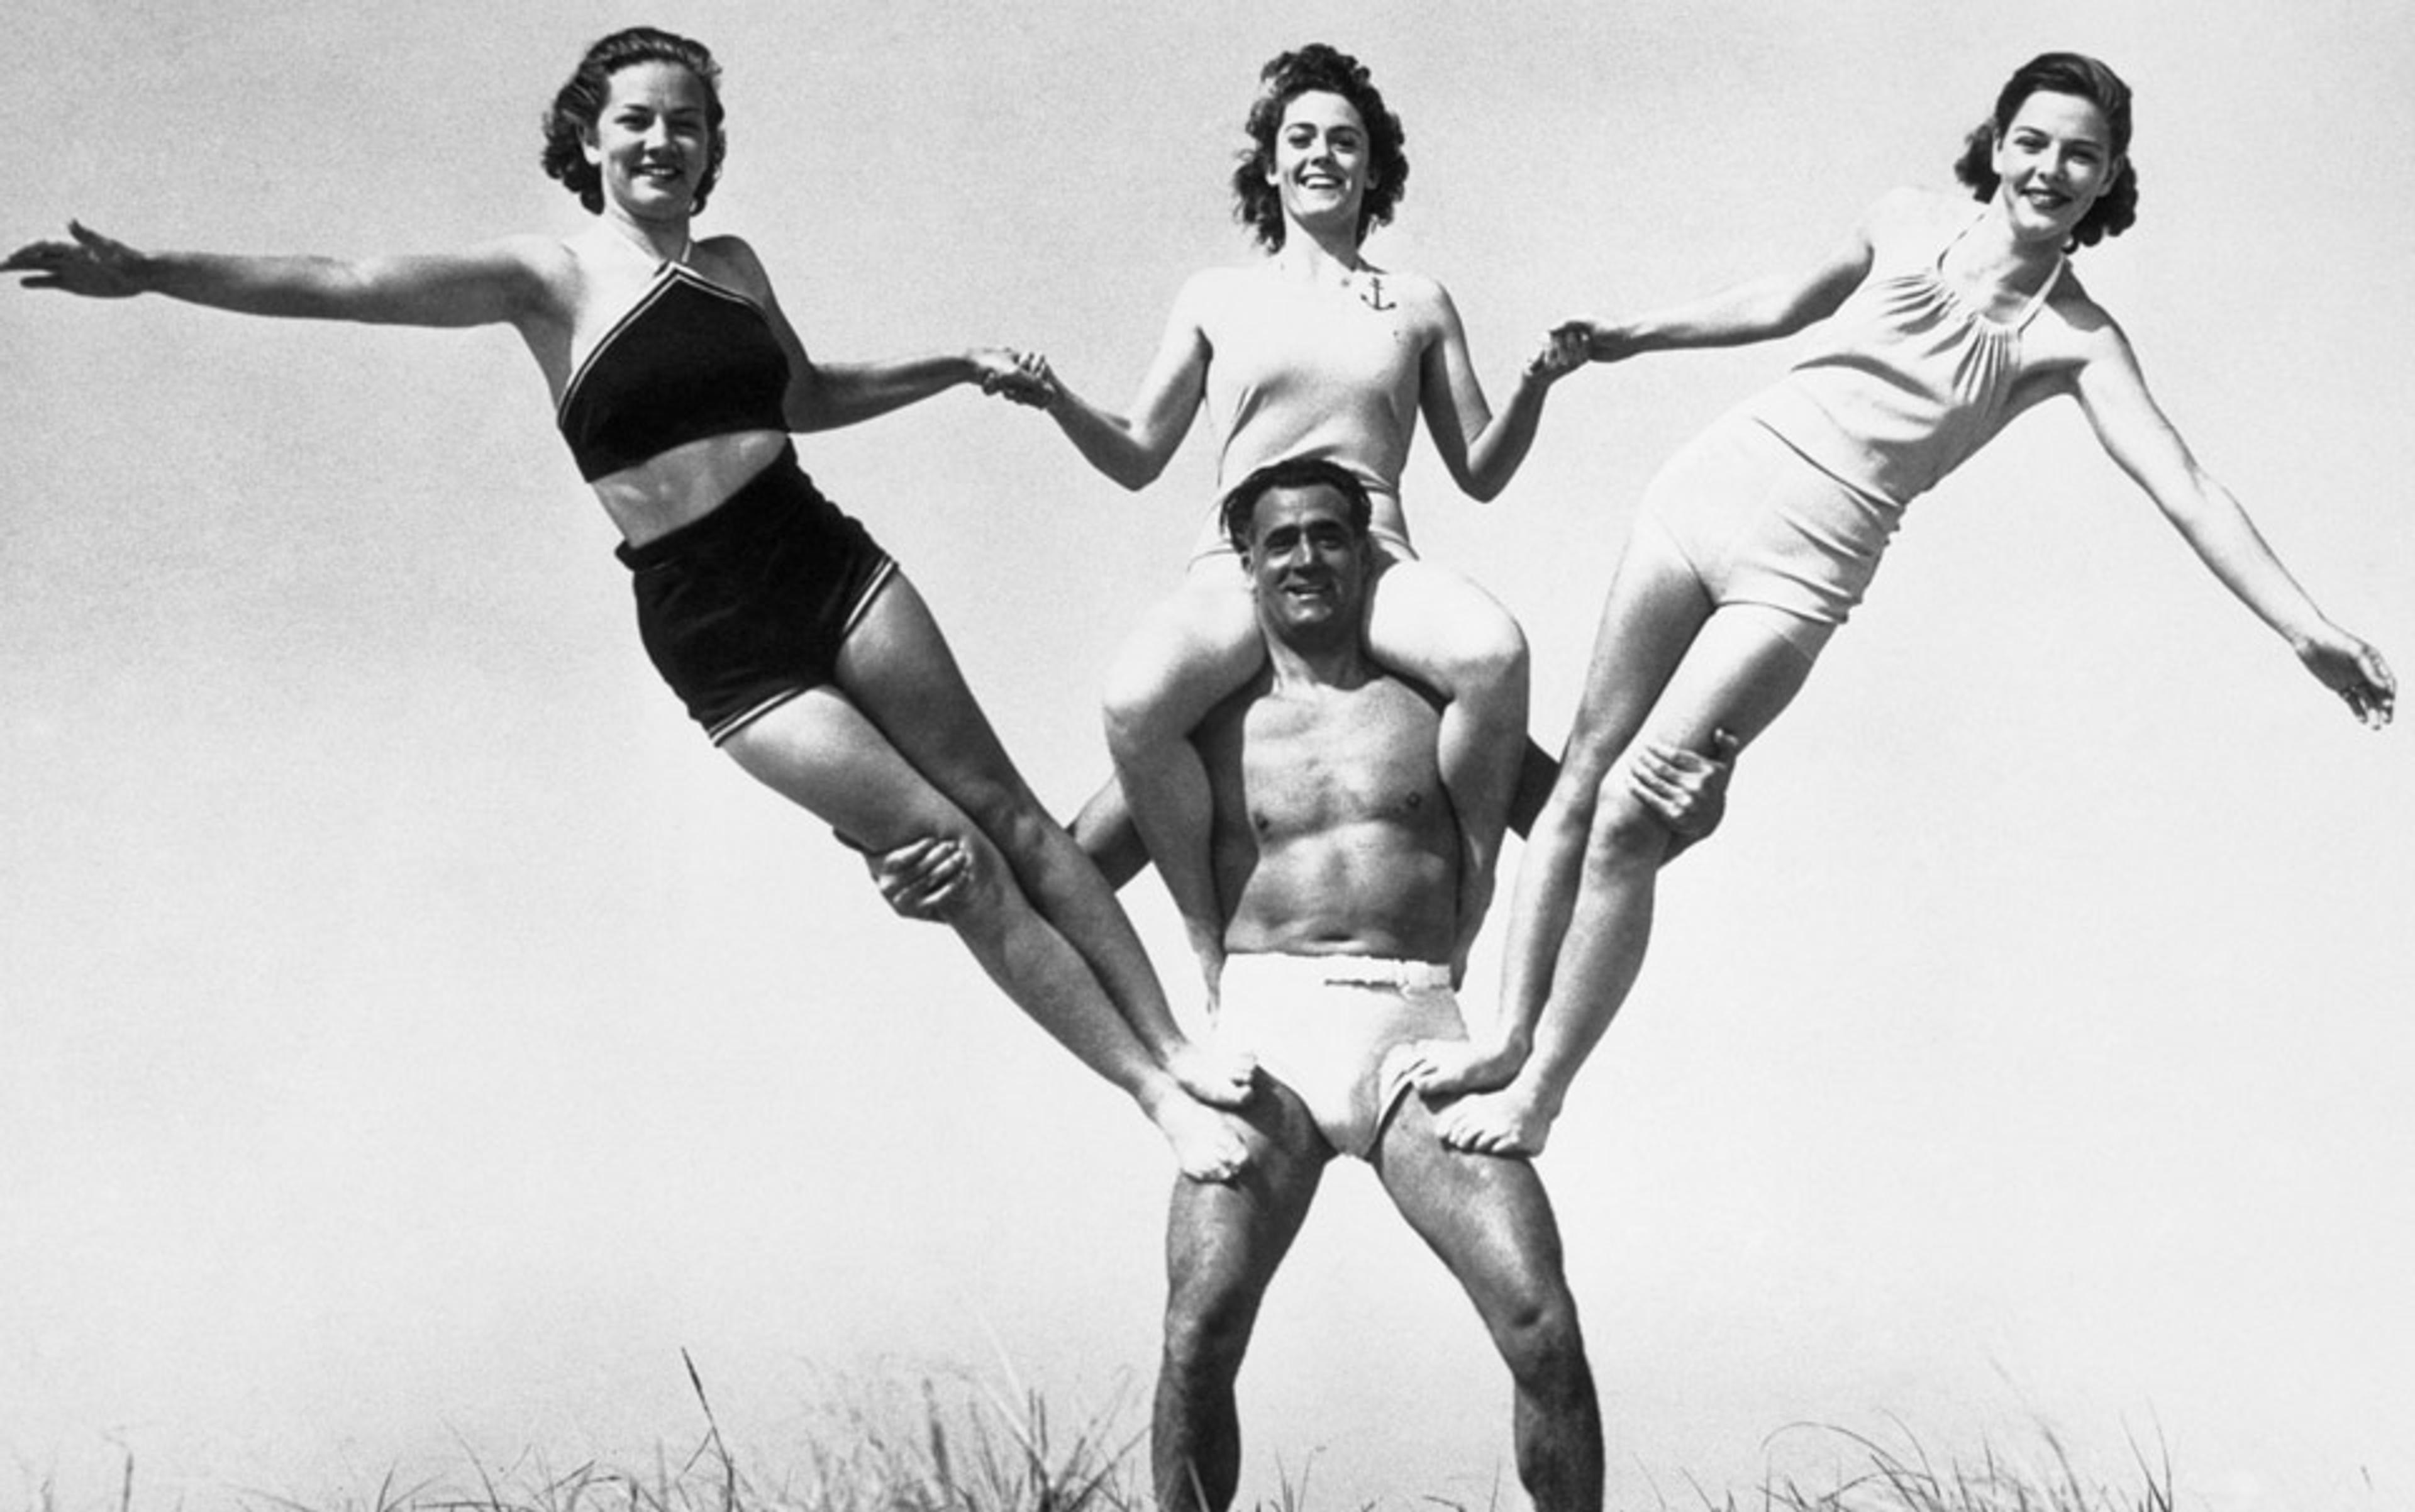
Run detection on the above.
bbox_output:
[1220,456,1374,554]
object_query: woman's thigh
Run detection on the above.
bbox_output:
[719,681,982,853]
[827,571,1040,821]
[1102,559,1265,728]
[1619,603,1819,764]
[1557,515,1720,786]
[1362,555,1524,685]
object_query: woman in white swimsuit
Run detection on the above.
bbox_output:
[1403,52,2396,1155]
[1014,43,1587,990]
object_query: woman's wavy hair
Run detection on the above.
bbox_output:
[540,27,727,215]
[1230,43,1408,251]
[1953,51,2138,252]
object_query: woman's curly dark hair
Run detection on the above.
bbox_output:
[1952,51,2138,252]
[540,27,727,216]
[1230,44,1408,251]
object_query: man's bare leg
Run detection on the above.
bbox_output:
[1155,1083,1331,1512]
[1374,1095,1602,1512]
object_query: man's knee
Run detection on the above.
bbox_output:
[1490,1285,1591,1396]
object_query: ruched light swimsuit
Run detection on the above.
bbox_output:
[1197,269,1425,558]
[1640,213,2065,634]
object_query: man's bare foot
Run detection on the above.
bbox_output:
[1164,1039,1258,1110]
[1142,1085,1252,1184]
[1398,1037,1526,1098]
[1430,1082,1560,1157]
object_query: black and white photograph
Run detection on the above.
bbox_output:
[6,4,2408,1509]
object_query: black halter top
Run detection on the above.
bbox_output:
[556,261,791,481]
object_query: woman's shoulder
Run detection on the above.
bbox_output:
[472,232,586,326]
[437,231,580,296]
[2034,263,2122,350]
[688,233,774,299]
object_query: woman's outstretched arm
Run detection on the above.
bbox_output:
[2072,309,2395,726]
[1555,196,1887,362]
[4,220,555,328]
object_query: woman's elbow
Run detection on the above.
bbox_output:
[1448,460,1507,504]
[784,389,843,432]
[1100,448,1169,491]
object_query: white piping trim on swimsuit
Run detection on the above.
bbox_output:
[556,262,771,426]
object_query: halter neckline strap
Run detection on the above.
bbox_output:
[1936,213,2065,330]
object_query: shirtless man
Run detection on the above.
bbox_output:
[1140,457,1729,1512]
[875,456,1728,1511]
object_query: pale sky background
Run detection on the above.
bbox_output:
[4,3,2409,1510]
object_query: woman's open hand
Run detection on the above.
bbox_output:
[3,221,146,298]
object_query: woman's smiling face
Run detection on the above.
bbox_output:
[1990,89,2123,245]
[584,60,716,223]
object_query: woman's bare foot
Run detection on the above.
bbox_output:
[1141,1082,1252,1183]
[1398,1035,1527,1099]
[1163,1038,1258,1110]
[1430,1078,1561,1157]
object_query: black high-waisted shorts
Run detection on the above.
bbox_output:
[614,443,896,743]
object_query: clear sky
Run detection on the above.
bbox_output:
[4,3,2409,1510]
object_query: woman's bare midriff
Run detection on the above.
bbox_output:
[591,428,792,547]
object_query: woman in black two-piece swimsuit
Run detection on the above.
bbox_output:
[3,26,1255,1182]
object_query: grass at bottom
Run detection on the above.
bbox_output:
[50,1366,2180,1512]
[1684,1417,2175,1512]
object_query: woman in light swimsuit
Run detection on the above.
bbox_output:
[2,26,1256,1182]
[1402,52,2396,1156]
[1009,44,1591,991]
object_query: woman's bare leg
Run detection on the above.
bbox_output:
[1397,535,1713,1102]
[721,677,1248,1182]
[1433,603,1821,1155]
[1100,566,1267,1001]
[832,572,1255,1109]
[1362,557,1531,977]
